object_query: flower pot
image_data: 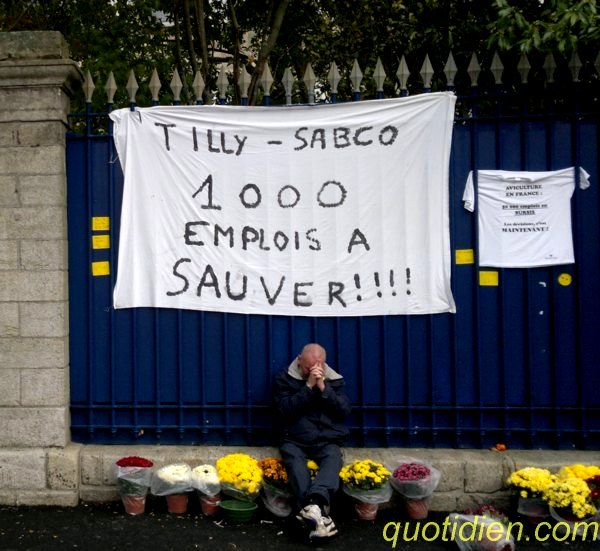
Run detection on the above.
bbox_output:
[354,499,378,521]
[404,497,429,520]
[199,494,221,517]
[549,506,600,538]
[121,494,146,516]
[165,493,189,514]
[517,496,549,524]
[219,499,257,523]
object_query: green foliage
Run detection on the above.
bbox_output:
[488,0,600,54]
[1,0,597,108]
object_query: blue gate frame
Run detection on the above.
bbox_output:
[66,82,600,449]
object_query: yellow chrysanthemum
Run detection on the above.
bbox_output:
[339,459,391,491]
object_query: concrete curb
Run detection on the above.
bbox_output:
[1,444,599,509]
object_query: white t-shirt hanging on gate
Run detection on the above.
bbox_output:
[462,167,590,267]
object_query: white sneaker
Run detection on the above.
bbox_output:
[309,515,338,540]
[297,504,322,529]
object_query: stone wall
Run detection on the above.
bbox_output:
[0,31,81,505]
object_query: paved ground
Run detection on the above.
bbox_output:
[1,496,599,550]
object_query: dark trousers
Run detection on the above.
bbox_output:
[280,441,343,510]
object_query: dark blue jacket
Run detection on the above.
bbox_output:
[274,361,352,447]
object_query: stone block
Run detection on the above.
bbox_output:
[0,122,65,148]
[0,407,68,447]
[0,448,46,489]
[19,174,66,206]
[0,240,18,270]
[430,492,460,512]
[464,453,512,494]
[0,270,67,301]
[0,368,20,405]
[16,490,79,507]
[21,368,68,406]
[81,450,104,486]
[509,450,600,472]
[0,491,17,505]
[0,302,19,336]
[20,240,67,270]
[0,146,64,177]
[0,175,19,206]
[1,206,66,239]
[0,31,70,60]
[47,444,81,491]
[79,486,119,503]
[432,458,464,493]
[0,337,67,368]
[20,302,68,337]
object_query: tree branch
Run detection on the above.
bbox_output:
[248,0,291,105]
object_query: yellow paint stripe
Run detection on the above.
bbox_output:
[92,235,110,250]
[92,261,110,276]
[479,271,499,286]
[92,216,110,231]
[455,249,474,265]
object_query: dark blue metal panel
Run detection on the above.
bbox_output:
[66,88,600,449]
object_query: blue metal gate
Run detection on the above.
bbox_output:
[66,70,600,449]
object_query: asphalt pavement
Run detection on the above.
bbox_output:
[1,496,599,550]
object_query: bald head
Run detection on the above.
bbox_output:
[297,343,326,377]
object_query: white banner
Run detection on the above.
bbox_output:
[110,93,457,316]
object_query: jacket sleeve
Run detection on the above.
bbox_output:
[320,379,352,419]
[274,371,315,417]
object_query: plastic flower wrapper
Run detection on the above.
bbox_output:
[258,458,292,517]
[446,513,515,551]
[216,453,262,502]
[390,457,441,499]
[114,456,154,497]
[340,459,393,504]
[150,463,193,496]
[191,464,221,497]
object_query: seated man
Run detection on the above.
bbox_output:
[274,343,352,540]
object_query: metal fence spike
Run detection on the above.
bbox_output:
[238,66,251,99]
[467,53,480,87]
[170,70,183,102]
[126,70,139,103]
[192,72,205,102]
[282,67,295,105]
[396,56,410,92]
[327,62,341,94]
[259,62,274,95]
[149,68,161,103]
[105,71,117,104]
[491,52,504,85]
[420,54,434,90]
[350,59,363,92]
[444,52,457,87]
[217,64,229,100]
[544,54,556,83]
[374,57,386,92]
[303,62,316,103]
[83,70,95,103]
[517,54,530,84]
[569,53,582,82]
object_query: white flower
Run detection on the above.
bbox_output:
[155,463,192,485]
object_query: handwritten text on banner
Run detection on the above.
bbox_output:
[110,93,457,316]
